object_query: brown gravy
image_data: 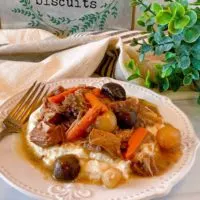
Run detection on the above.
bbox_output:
[16,125,182,185]
[16,126,52,179]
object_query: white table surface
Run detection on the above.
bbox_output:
[0,99,200,200]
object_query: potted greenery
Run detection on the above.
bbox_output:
[129,0,200,104]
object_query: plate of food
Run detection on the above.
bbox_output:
[0,77,199,200]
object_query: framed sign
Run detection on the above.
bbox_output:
[0,0,135,36]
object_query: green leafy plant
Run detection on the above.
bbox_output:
[126,59,153,88]
[130,0,200,104]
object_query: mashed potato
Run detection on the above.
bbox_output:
[27,108,132,182]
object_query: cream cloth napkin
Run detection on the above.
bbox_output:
[0,28,198,105]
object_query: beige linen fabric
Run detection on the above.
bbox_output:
[0,28,198,105]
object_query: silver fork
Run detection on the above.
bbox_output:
[0,82,49,141]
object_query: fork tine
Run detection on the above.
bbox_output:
[18,84,45,123]
[37,88,49,106]
[20,85,49,124]
[9,81,37,118]
[12,82,42,120]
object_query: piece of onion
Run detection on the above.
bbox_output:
[156,124,181,150]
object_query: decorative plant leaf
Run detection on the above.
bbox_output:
[169,74,182,91]
[126,59,135,70]
[165,52,176,61]
[156,11,172,25]
[157,24,168,32]
[174,16,190,30]
[140,42,152,54]
[191,57,200,70]
[135,67,141,76]
[145,70,152,88]
[191,69,200,80]
[151,3,162,14]
[127,59,141,81]
[161,64,173,77]
[177,55,191,69]
[162,36,174,44]
[183,25,200,43]
[175,2,185,16]
[172,33,183,46]
[176,44,190,56]
[155,42,174,55]
[169,2,177,17]
[130,0,200,106]
[147,17,155,27]
[137,14,148,27]
[147,25,154,32]
[191,39,200,59]
[169,20,183,34]
[128,74,140,81]
[183,74,193,85]
[186,10,198,28]
[153,32,163,43]
[183,67,191,76]
[163,78,170,91]
[160,77,170,91]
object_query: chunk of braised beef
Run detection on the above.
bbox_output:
[48,86,65,97]
[43,89,89,117]
[30,87,92,148]
[109,97,140,113]
[136,105,163,127]
[116,129,133,142]
[30,122,65,147]
[120,141,128,153]
[40,89,89,129]
[89,129,121,158]
[61,89,89,115]
[116,129,133,153]
[48,113,66,125]
[131,134,159,176]
[60,117,77,132]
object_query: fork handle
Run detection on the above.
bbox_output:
[0,128,13,141]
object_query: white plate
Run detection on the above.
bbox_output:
[0,78,199,200]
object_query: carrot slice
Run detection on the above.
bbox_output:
[66,93,108,141]
[48,87,81,104]
[92,88,101,97]
[125,128,148,160]
[85,93,108,112]
[66,106,103,141]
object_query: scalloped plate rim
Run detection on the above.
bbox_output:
[0,77,199,200]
